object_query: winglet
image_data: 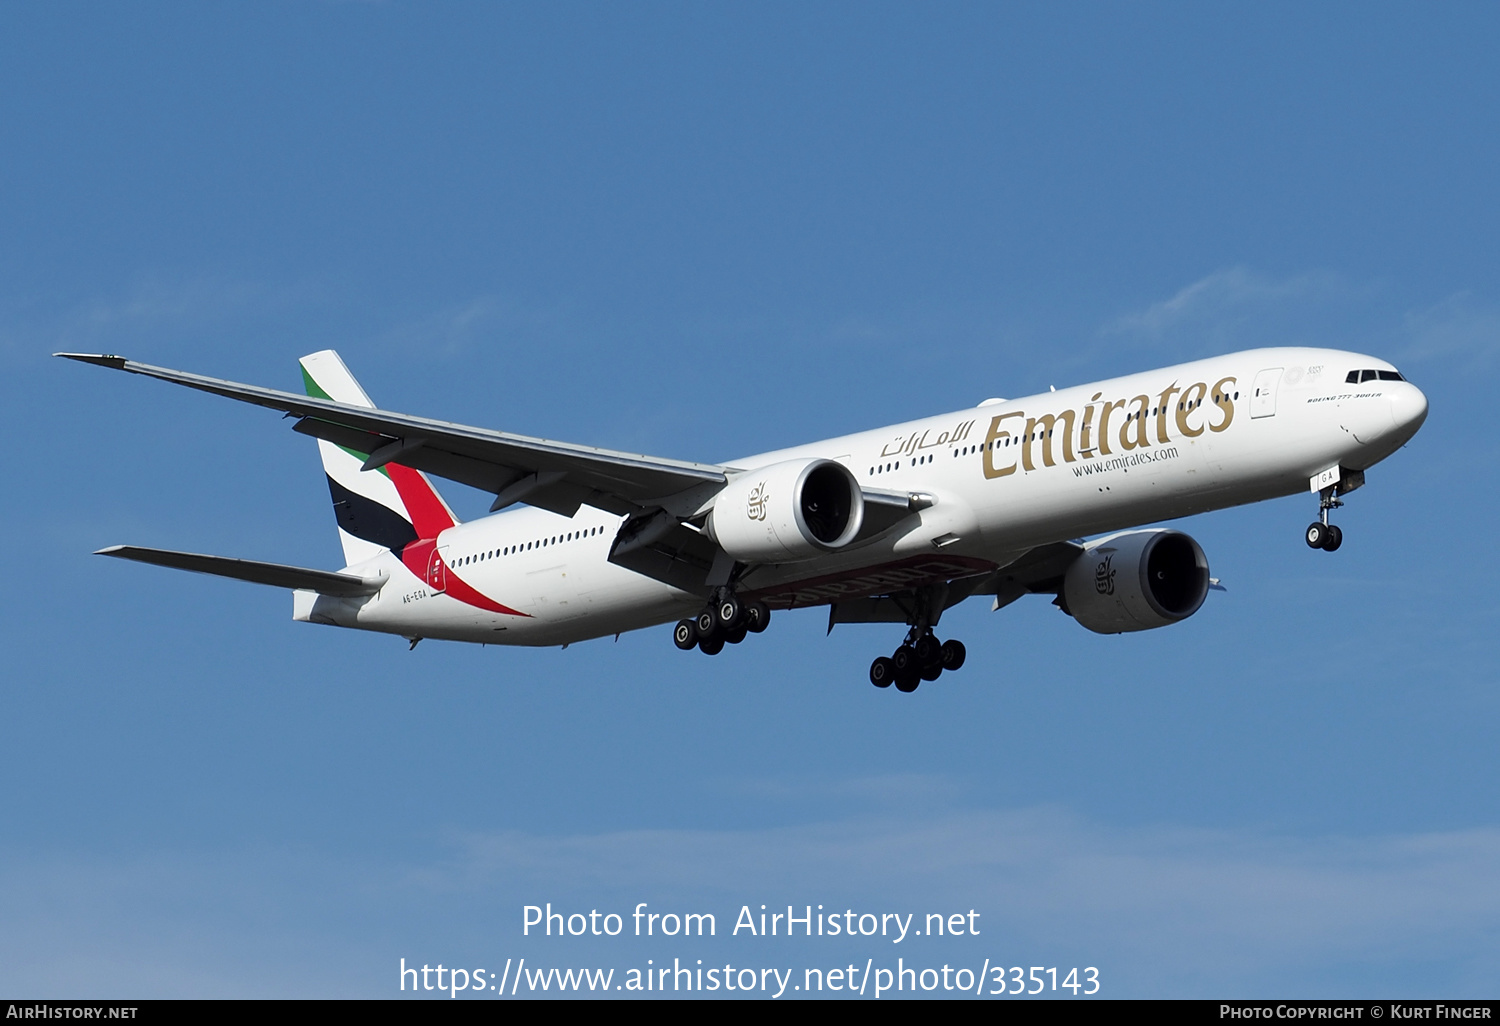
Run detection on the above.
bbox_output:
[54,353,128,370]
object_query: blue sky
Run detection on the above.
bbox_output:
[2,2,1498,998]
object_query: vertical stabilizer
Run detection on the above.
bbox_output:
[299,350,458,566]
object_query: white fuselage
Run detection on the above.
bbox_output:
[295,348,1427,646]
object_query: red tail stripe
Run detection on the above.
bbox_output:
[440,568,528,617]
[386,464,456,539]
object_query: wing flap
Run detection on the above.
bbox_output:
[96,545,383,597]
[981,540,1085,594]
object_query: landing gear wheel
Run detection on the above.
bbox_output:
[726,625,748,645]
[745,601,771,633]
[1322,524,1343,551]
[1305,522,1329,549]
[698,636,724,656]
[940,639,967,672]
[891,644,921,691]
[913,634,942,668]
[717,593,742,628]
[673,619,697,651]
[695,609,719,638]
[920,662,943,682]
[891,644,917,677]
[869,656,895,688]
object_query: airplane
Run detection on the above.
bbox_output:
[58,347,1427,692]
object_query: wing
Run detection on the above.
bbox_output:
[63,352,941,600]
[97,545,383,596]
[57,353,727,518]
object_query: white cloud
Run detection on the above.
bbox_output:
[0,274,328,370]
[1105,268,1500,376]
[1399,292,1500,367]
[1104,267,1362,350]
[1113,267,1268,335]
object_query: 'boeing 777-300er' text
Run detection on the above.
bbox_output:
[60,348,1427,692]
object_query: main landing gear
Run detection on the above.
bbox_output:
[869,629,966,694]
[1305,486,1344,552]
[673,589,771,656]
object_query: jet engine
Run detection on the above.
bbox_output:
[707,458,864,563]
[1062,529,1210,634]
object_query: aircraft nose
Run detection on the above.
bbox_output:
[1388,382,1429,439]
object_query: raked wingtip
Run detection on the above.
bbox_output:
[55,352,129,369]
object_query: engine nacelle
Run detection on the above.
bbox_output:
[1062,529,1210,634]
[708,458,864,563]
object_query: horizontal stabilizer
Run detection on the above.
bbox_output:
[95,545,383,597]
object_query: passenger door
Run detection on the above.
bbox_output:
[1250,368,1283,419]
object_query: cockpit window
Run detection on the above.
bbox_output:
[1345,368,1405,383]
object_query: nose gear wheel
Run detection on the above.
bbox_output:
[1307,483,1348,551]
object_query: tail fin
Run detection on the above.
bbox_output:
[299,350,458,566]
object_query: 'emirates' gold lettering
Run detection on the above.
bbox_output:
[982,412,1025,479]
[1209,376,1237,433]
[1022,410,1076,469]
[1097,399,1126,456]
[1119,395,1151,451]
[1176,381,1207,437]
[905,372,1240,484]
[1155,382,1181,445]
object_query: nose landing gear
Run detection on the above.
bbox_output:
[1306,484,1345,552]
[1305,521,1342,551]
